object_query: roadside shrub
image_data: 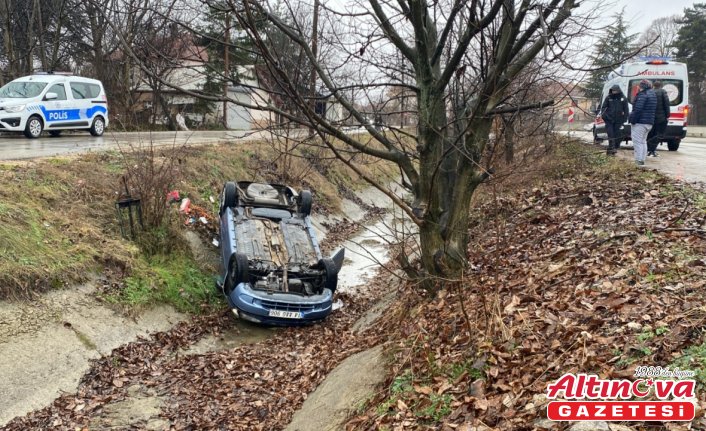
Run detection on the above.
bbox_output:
[118,138,187,254]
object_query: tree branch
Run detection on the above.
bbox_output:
[368,0,416,62]
[240,0,420,187]
[485,99,554,116]
[430,0,468,66]
[435,0,505,92]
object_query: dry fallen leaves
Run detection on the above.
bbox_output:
[351,166,706,430]
[5,157,706,431]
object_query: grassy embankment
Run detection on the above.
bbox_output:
[0,137,397,312]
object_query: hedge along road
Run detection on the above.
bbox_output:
[0,130,281,160]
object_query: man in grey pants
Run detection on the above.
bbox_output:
[629,80,657,166]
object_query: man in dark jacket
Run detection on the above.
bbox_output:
[629,79,657,166]
[646,80,671,157]
[600,85,630,155]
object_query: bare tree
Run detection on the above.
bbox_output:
[637,15,681,58]
[97,0,587,284]
[242,0,586,283]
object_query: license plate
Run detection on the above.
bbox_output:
[268,310,303,319]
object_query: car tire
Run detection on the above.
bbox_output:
[49,130,62,138]
[89,116,105,136]
[220,182,238,215]
[667,139,680,151]
[318,257,339,294]
[298,190,312,216]
[23,116,43,139]
[226,253,249,292]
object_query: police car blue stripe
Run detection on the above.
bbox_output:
[39,105,107,122]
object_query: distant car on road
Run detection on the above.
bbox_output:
[0,72,108,139]
[218,181,344,325]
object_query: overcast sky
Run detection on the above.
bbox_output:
[609,0,697,34]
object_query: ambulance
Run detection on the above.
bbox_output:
[593,58,688,151]
[0,72,108,139]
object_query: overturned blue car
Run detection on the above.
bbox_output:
[218,181,344,325]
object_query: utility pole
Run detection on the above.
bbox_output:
[223,11,230,129]
[308,0,320,136]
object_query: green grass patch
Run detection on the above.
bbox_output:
[376,372,415,416]
[447,359,486,381]
[415,393,453,422]
[391,371,415,395]
[671,340,706,387]
[47,157,71,166]
[0,136,397,307]
[112,253,219,314]
[372,358,484,423]
[0,190,99,296]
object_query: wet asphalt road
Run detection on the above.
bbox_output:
[0,130,268,160]
[1,130,705,184]
[628,139,706,184]
[576,131,706,184]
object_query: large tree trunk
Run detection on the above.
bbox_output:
[34,0,47,71]
[156,90,176,131]
[416,86,492,281]
[409,6,494,282]
[0,0,16,81]
[410,1,509,282]
[504,117,516,164]
[50,0,67,71]
[87,4,104,80]
[25,0,36,74]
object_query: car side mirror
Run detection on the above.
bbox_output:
[44,92,58,101]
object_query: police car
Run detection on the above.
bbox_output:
[0,73,108,138]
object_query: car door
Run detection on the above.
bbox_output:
[41,82,72,128]
[69,81,94,127]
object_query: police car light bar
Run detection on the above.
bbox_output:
[33,71,73,76]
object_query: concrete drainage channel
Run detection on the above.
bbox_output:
[0,282,185,425]
[0,185,408,427]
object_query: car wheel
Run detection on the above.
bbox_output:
[318,257,339,294]
[226,253,249,293]
[667,139,680,151]
[89,116,105,136]
[49,130,62,138]
[23,116,43,139]
[220,182,238,215]
[298,190,312,216]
